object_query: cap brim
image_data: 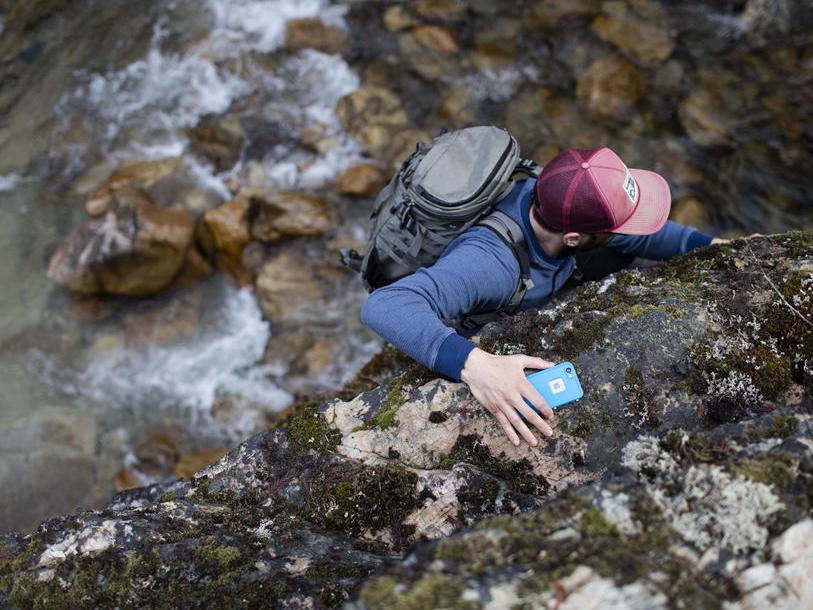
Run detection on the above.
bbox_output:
[610,169,671,235]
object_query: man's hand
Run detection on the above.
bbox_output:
[711,233,763,245]
[460,347,555,447]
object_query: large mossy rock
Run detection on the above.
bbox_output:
[4,233,813,608]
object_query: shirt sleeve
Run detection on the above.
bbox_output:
[360,227,520,381]
[607,220,714,260]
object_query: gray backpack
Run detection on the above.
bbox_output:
[340,126,541,329]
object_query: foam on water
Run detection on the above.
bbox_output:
[205,0,347,57]
[259,50,362,188]
[0,174,21,192]
[75,283,292,440]
[59,0,360,187]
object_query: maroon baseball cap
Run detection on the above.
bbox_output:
[535,148,671,235]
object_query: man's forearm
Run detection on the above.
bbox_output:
[360,285,477,380]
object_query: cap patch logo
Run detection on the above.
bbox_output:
[623,172,637,204]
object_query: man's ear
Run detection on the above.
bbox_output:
[563,232,581,247]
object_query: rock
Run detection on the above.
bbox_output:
[174,448,230,480]
[576,55,646,122]
[284,18,349,55]
[397,26,460,81]
[678,86,732,147]
[382,5,415,32]
[6,233,813,608]
[121,296,201,348]
[48,186,197,297]
[531,0,599,28]
[84,158,182,217]
[335,86,410,164]
[532,144,561,166]
[591,1,675,66]
[248,190,337,242]
[200,193,252,283]
[670,196,711,232]
[337,164,388,197]
[412,0,465,20]
[187,115,243,173]
[254,246,324,323]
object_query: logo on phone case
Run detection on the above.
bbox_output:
[549,378,566,394]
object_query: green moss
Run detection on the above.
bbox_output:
[555,315,611,359]
[301,463,420,550]
[337,346,435,401]
[728,453,796,491]
[0,536,44,593]
[374,378,406,429]
[580,507,619,538]
[157,490,177,503]
[195,544,242,569]
[622,368,662,428]
[284,396,341,453]
[361,572,476,610]
[438,434,549,496]
[559,400,614,440]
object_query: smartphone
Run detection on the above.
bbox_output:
[524,362,584,412]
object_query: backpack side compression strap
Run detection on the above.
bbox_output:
[457,210,534,331]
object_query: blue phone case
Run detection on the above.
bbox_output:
[524,362,584,412]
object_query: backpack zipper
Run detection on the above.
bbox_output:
[416,137,514,208]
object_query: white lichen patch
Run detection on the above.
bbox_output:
[706,371,764,405]
[621,436,679,481]
[597,275,617,295]
[623,436,784,558]
[404,469,463,539]
[558,566,669,610]
[36,520,120,569]
[283,555,312,576]
[595,490,639,536]
[483,582,521,610]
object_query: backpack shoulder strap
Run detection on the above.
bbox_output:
[513,158,542,179]
[457,210,534,331]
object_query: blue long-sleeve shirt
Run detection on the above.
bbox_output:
[360,178,712,382]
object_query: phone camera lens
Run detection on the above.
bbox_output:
[566,367,572,374]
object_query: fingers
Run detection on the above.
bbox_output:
[499,402,539,447]
[493,409,520,446]
[520,355,555,371]
[521,380,555,422]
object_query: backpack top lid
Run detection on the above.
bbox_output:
[411,126,518,211]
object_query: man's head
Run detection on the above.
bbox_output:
[533,148,671,250]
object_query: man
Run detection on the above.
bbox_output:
[361,147,727,448]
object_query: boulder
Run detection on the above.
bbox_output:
[336,164,388,197]
[382,5,415,32]
[6,233,813,608]
[48,186,198,297]
[254,246,325,324]
[531,0,599,28]
[669,196,711,232]
[200,193,252,283]
[284,18,350,55]
[397,25,460,81]
[678,85,734,147]
[83,158,182,217]
[248,190,337,243]
[187,115,243,173]
[335,86,410,165]
[576,55,646,122]
[591,1,675,66]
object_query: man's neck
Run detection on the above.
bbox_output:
[529,205,565,259]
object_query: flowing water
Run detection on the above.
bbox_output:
[0,0,379,533]
[0,0,811,534]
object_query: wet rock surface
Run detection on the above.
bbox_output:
[4,233,812,608]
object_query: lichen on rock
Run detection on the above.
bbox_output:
[4,233,813,609]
